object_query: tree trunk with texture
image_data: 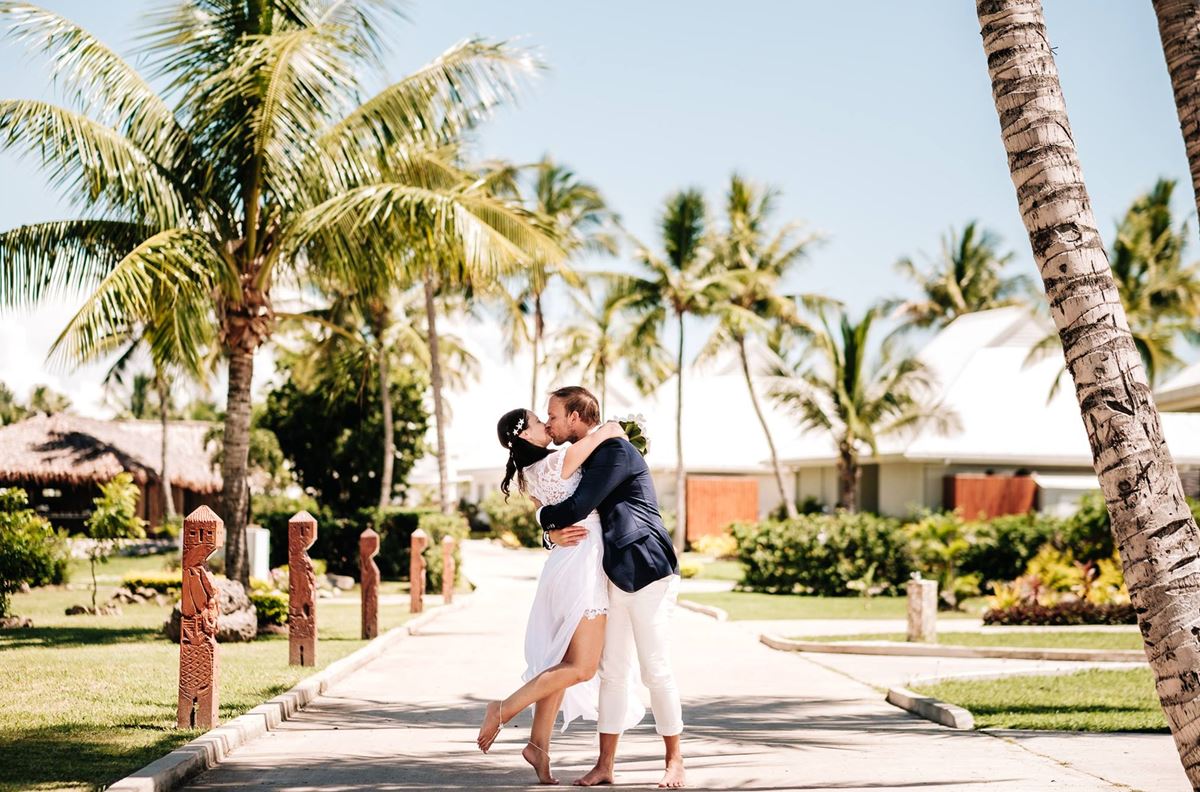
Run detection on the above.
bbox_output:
[378,343,394,510]
[674,314,687,550]
[738,335,795,519]
[531,291,544,408]
[220,345,254,585]
[836,442,858,513]
[1154,0,1200,232]
[979,1,1200,784]
[157,373,175,520]
[424,271,452,514]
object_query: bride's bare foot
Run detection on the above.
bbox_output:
[476,700,503,753]
[523,741,559,785]
[572,762,614,787]
[658,756,686,788]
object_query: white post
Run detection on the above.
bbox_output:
[246,524,270,582]
[906,578,938,643]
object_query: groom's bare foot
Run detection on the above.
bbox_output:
[572,763,614,786]
[658,757,686,788]
[522,742,559,785]
[476,701,503,753]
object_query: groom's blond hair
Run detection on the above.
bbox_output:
[550,386,601,426]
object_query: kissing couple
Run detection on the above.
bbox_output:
[477,385,686,788]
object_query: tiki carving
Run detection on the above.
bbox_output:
[410,528,428,614]
[360,528,380,640]
[288,511,318,666]
[441,534,456,605]
[177,506,224,729]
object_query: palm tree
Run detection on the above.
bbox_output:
[496,156,618,406]
[893,221,1029,329]
[1153,0,1200,228]
[25,385,70,415]
[705,174,821,519]
[624,190,732,548]
[978,1,1200,783]
[768,303,955,512]
[0,2,557,584]
[1026,179,1200,395]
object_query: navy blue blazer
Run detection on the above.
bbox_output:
[538,437,678,593]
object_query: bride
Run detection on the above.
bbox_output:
[477,408,644,784]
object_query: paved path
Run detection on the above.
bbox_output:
[182,540,1187,791]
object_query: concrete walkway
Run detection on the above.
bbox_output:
[181,540,1187,791]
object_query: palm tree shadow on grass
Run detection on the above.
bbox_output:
[0,625,162,650]
[0,729,186,791]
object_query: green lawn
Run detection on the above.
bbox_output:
[1,574,413,792]
[789,631,1144,650]
[913,669,1167,732]
[684,590,986,620]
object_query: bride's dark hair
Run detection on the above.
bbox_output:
[498,408,552,500]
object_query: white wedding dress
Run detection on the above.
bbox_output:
[522,448,645,732]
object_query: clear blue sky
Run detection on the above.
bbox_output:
[0,1,1192,412]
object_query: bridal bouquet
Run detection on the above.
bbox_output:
[614,414,650,456]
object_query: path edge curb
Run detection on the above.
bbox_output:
[885,686,975,729]
[107,597,471,792]
[678,598,728,621]
[757,633,1145,663]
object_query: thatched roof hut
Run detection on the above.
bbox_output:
[0,414,222,531]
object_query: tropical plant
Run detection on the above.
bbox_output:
[25,385,70,415]
[0,382,27,425]
[978,1,1200,782]
[0,1,557,583]
[623,189,734,547]
[893,221,1029,329]
[0,487,69,617]
[83,472,147,612]
[705,173,822,519]
[495,156,618,406]
[769,303,957,511]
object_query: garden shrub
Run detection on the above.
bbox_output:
[730,512,912,596]
[0,487,70,616]
[903,510,980,609]
[1060,490,1114,562]
[478,491,540,548]
[122,571,183,593]
[416,512,470,593]
[962,511,1062,585]
[693,533,738,559]
[679,560,701,579]
[249,589,288,627]
[983,599,1135,626]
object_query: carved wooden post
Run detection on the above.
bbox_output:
[441,535,456,605]
[177,506,224,729]
[410,528,428,614]
[288,511,318,666]
[360,528,380,640]
[906,578,938,643]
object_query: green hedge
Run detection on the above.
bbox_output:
[122,571,183,593]
[730,512,913,596]
[478,491,540,547]
[249,589,288,626]
[0,487,70,615]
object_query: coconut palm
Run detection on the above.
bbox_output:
[0,2,557,583]
[623,190,733,548]
[704,174,822,519]
[495,156,618,406]
[1026,178,1200,395]
[25,385,70,415]
[893,221,1029,330]
[768,303,955,512]
[978,1,1200,783]
[1153,0,1200,228]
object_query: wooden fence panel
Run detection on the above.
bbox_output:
[685,476,759,542]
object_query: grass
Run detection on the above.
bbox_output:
[788,631,1144,650]
[684,590,986,621]
[913,669,1167,732]
[1,571,414,792]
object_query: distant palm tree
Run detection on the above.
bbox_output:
[0,383,27,425]
[0,2,557,583]
[706,174,822,519]
[769,303,956,511]
[496,157,618,406]
[624,190,734,548]
[1027,178,1200,394]
[26,385,70,416]
[893,221,1029,329]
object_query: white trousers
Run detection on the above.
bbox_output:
[596,574,683,736]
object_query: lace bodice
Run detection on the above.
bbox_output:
[525,448,581,506]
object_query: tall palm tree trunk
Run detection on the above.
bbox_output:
[424,269,452,515]
[378,342,394,510]
[836,441,858,513]
[1153,0,1200,226]
[979,1,1200,784]
[531,291,543,407]
[737,335,795,519]
[674,313,686,550]
[156,373,175,520]
[220,345,254,585]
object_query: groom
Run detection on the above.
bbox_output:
[539,385,686,789]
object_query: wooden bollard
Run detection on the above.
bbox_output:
[288,511,318,666]
[177,506,224,729]
[410,528,428,614]
[442,535,457,605]
[906,578,938,643]
[360,528,380,640]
